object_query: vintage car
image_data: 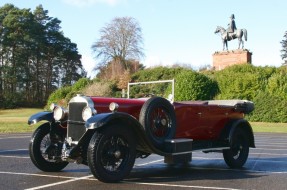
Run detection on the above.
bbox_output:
[27,80,255,183]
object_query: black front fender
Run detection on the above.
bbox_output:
[85,112,171,156]
[28,111,54,125]
[85,112,138,129]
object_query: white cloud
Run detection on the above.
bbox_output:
[62,0,124,7]
[81,54,97,78]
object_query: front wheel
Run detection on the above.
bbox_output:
[87,126,136,182]
[29,123,69,172]
[223,127,249,168]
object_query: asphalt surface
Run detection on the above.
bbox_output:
[0,132,287,190]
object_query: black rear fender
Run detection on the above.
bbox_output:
[221,119,255,148]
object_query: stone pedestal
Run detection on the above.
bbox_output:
[212,49,252,70]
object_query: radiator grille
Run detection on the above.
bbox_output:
[67,102,87,141]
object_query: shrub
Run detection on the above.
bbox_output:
[129,67,218,100]
[70,78,91,91]
[247,91,287,123]
[129,67,187,98]
[45,78,91,109]
[174,70,219,101]
[45,86,72,109]
[213,64,274,100]
[266,67,287,100]
[131,66,185,82]
[81,81,113,97]
[65,78,91,101]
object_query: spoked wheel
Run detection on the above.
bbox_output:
[29,123,68,172]
[87,126,136,182]
[140,97,176,150]
[223,127,249,168]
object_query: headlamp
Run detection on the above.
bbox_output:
[82,106,97,121]
[109,102,119,112]
[53,106,67,121]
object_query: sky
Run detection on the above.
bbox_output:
[2,0,287,77]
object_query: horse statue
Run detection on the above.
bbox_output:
[214,26,247,51]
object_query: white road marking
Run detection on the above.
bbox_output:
[135,159,164,166]
[0,163,286,190]
[182,166,287,174]
[24,175,95,190]
[0,134,286,189]
[0,155,29,159]
[0,149,28,153]
[192,156,287,163]
[124,181,246,190]
[0,171,77,179]
[250,152,287,156]
[255,141,287,145]
[252,148,287,151]
[0,136,30,140]
[257,144,287,148]
[0,171,247,190]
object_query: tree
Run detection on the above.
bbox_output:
[281,31,287,62]
[91,17,144,71]
[0,4,86,108]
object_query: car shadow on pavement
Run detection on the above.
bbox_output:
[126,161,265,183]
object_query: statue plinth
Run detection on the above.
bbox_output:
[212,49,252,70]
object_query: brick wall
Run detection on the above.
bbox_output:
[212,50,252,70]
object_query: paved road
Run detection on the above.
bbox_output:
[0,132,286,190]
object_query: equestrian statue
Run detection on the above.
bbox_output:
[214,14,247,51]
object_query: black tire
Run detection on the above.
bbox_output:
[29,123,69,172]
[87,126,136,182]
[139,97,176,150]
[223,127,249,168]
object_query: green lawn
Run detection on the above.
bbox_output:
[250,122,287,133]
[1,108,287,133]
[0,108,44,133]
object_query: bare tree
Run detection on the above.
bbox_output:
[92,17,144,70]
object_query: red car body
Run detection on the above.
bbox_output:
[90,97,245,140]
[28,94,255,183]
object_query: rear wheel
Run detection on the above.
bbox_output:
[223,127,249,168]
[29,123,68,172]
[139,97,176,150]
[87,126,136,182]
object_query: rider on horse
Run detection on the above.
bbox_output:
[226,14,237,40]
[214,14,247,50]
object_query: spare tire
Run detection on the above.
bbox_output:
[139,97,176,150]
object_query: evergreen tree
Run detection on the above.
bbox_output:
[281,31,287,62]
[0,4,86,108]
